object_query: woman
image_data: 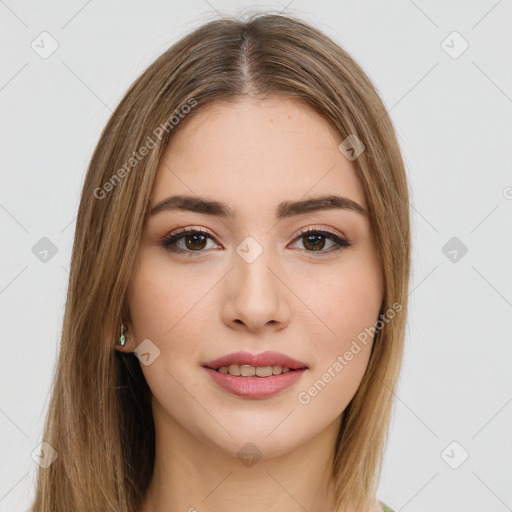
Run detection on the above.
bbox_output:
[30,11,410,512]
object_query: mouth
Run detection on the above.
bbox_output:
[202,351,308,399]
[206,364,305,377]
[202,350,309,376]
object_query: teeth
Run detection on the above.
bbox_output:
[217,364,293,377]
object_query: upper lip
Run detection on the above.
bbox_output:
[203,351,308,370]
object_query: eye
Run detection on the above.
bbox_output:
[290,228,352,255]
[161,227,219,255]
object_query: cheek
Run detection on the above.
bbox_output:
[294,272,380,419]
[301,256,382,393]
[313,263,382,343]
[127,252,207,342]
[126,253,221,401]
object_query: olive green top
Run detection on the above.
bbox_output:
[380,502,395,512]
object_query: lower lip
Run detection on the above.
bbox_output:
[203,367,307,399]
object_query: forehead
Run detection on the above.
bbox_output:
[151,97,367,215]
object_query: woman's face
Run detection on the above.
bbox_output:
[123,97,383,459]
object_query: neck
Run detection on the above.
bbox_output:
[139,398,345,512]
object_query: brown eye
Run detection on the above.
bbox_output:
[292,229,352,254]
[302,233,327,251]
[182,233,208,250]
[162,228,218,255]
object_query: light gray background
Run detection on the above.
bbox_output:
[1,1,511,510]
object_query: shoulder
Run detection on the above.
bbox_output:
[378,501,396,512]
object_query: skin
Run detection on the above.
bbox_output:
[116,97,384,512]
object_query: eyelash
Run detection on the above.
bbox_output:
[161,227,352,257]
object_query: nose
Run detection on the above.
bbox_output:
[221,245,290,334]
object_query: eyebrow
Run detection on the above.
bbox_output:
[149,194,367,219]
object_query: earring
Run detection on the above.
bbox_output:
[117,322,128,347]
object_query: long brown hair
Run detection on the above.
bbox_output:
[30,10,411,512]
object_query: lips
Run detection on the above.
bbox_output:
[203,350,308,371]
